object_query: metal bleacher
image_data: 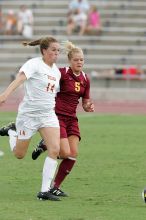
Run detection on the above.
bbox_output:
[0,0,146,83]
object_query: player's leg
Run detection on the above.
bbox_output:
[52,135,79,192]
[31,136,70,160]
[32,137,71,197]
[13,139,31,159]
[37,126,60,201]
[51,117,80,196]
[32,114,68,160]
[49,137,71,197]
[0,121,30,159]
[68,135,79,158]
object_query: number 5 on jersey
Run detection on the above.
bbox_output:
[75,82,80,92]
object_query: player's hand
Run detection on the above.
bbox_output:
[86,102,94,112]
[0,93,7,105]
[83,102,95,112]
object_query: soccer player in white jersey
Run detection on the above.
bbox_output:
[0,37,61,201]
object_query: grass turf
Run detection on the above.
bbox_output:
[0,112,146,220]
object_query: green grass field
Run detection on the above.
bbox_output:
[0,112,146,220]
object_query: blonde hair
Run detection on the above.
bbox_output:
[23,36,58,54]
[61,41,83,60]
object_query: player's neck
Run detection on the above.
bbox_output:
[43,58,53,67]
[73,72,81,77]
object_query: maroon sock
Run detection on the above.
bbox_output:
[54,158,76,188]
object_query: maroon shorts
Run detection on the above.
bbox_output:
[57,114,81,140]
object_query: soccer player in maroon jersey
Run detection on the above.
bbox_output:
[32,41,94,197]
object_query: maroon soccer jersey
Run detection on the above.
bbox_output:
[55,67,90,117]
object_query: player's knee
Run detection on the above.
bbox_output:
[49,145,60,157]
[14,151,25,159]
[70,150,78,158]
[63,151,70,158]
[60,149,70,158]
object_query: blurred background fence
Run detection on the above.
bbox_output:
[0,0,146,113]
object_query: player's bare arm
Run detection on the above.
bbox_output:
[0,71,26,105]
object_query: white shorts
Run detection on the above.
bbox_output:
[16,110,59,140]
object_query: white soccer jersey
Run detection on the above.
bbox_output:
[18,57,61,117]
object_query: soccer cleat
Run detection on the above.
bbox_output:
[142,189,146,203]
[50,187,68,197]
[37,191,61,201]
[32,139,47,160]
[0,122,16,136]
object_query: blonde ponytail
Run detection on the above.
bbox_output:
[61,40,83,60]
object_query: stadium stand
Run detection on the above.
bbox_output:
[0,0,146,83]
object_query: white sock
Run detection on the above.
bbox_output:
[8,129,17,151]
[41,156,58,192]
[68,156,76,161]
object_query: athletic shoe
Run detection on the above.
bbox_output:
[50,187,68,197]
[37,191,61,201]
[0,122,16,136]
[32,139,46,160]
